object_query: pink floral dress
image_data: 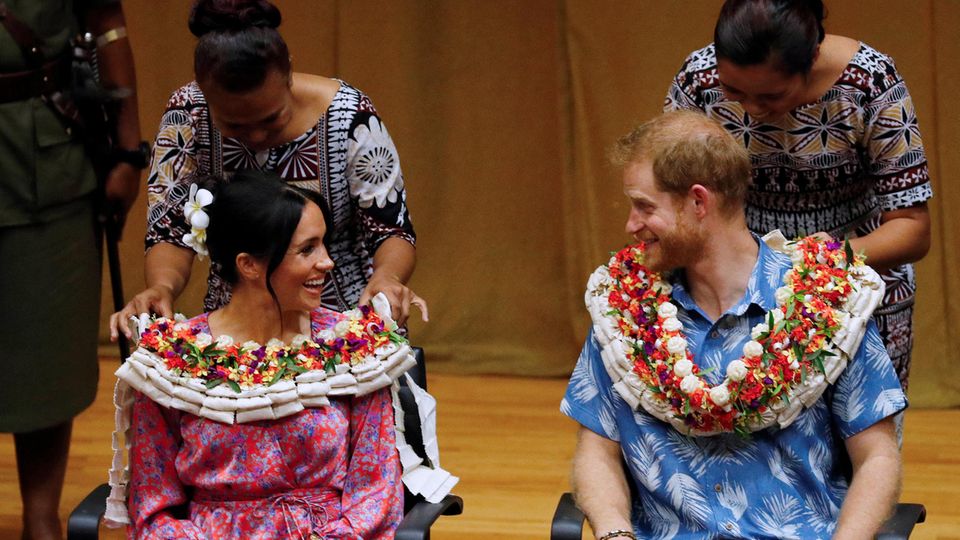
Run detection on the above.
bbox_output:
[126,309,403,539]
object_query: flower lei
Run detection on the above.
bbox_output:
[585,231,884,437]
[136,304,403,393]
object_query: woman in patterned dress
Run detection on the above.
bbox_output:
[126,171,403,538]
[665,0,932,392]
[111,0,425,340]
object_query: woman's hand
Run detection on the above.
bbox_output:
[359,273,428,326]
[809,204,930,273]
[109,285,175,341]
[810,231,834,242]
[110,242,195,341]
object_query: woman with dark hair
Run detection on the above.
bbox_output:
[111,0,424,339]
[665,0,932,396]
[110,170,412,538]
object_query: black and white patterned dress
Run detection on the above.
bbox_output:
[145,80,415,312]
[665,43,932,390]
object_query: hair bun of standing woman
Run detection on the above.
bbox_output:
[188,0,289,92]
[188,0,281,37]
[715,0,827,75]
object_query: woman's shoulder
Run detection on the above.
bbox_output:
[182,312,212,333]
[158,82,209,131]
[164,81,208,111]
[677,43,718,76]
[325,78,382,118]
[841,41,906,96]
[311,307,346,333]
[671,43,719,95]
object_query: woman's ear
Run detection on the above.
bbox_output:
[235,253,264,283]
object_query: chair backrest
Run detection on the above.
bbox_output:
[398,346,431,512]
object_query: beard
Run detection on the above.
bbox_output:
[645,212,707,273]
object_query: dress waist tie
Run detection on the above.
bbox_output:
[193,486,339,539]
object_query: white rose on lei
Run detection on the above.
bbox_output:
[775,286,793,304]
[657,302,678,318]
[215,334,234,348]
[334,320,351,337]
[771,308,785,324]
[666,336,687,355]
[316,329,336,342]
[680,374,701,394]
[742,340,764,358]
[656,281,673,296]
[726,360,748,381]
[789,246,804,265]
[709,385,730,406]
[662,317,683,332]
[673,358,694,377]
[194,332,213,348]
[751,322,769,339]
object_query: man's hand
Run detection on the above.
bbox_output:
[359,272,428,326]
[102,162,141,233]
[109,284,175,341]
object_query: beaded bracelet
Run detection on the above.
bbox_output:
[598,530,637,540]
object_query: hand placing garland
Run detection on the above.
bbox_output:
[585,231,885,437]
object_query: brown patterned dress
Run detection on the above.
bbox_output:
[665,43,932,390]
[145,80,416,313]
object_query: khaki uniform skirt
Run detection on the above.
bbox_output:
[0,198,100,432]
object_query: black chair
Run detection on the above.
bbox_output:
[67,346,462,540]
[551,492,925,540]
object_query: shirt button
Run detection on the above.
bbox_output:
[714,483,723,493]
[710,330,721,339]
[725,522,734,531]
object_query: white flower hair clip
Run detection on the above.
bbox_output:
[182,183,213,258]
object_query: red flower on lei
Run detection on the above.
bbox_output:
[604,237,861,436]
[137,306,404,393]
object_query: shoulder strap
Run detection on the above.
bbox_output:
[0,2,46,67]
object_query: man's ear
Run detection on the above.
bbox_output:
[235,253,264,283]
[688,184,711,219]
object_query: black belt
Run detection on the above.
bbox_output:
[0,57,70,104]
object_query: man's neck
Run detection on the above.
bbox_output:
[682,224,759,321]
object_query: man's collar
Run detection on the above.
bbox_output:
[668,234,780,318]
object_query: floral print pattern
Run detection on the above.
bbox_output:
[562,239,906,539]
[127,309,403,539]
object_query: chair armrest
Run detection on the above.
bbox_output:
[67,483,111,540]
[876,503,926,540]
[551,492,585,540]
[395,494,463,540]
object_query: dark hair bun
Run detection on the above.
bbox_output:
[189,0,281,38]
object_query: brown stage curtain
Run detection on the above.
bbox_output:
[101,0,958,407]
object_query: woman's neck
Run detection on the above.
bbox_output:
[800,34,861,105]
[208,285,311,344]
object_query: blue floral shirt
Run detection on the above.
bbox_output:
[561,238,907,539]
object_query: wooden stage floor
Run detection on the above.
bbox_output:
[1,359,958,539]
